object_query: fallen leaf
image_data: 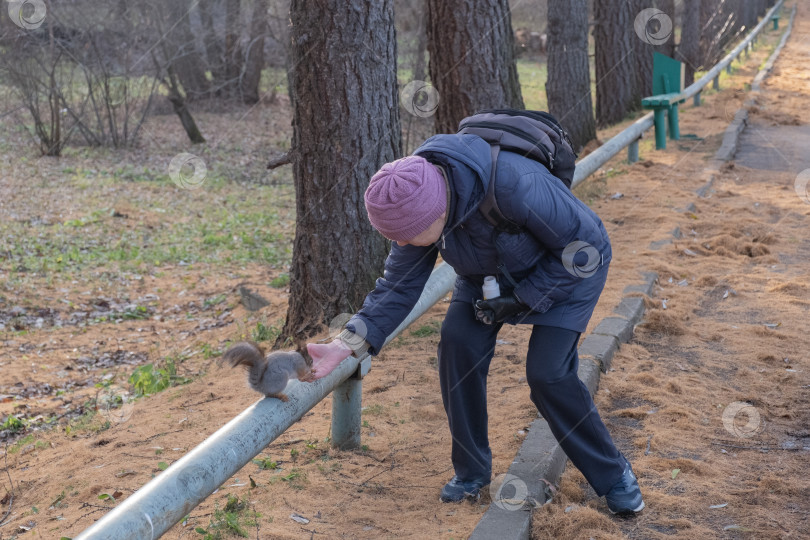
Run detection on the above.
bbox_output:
[671,468,680,479]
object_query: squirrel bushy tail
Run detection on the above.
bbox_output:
[223,341,267,391]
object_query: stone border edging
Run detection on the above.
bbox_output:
[469,271,658,540]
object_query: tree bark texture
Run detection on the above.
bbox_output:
[222,0,243,98]
[200,1,227,93]
[700,0,739,66]
[654,0,676,57]
[699,0,720,67]
[168,0,211,101]
[426,0,523,134]
[742,0,757,31]
[678,0,702,85]
[282,0,400,345]
[241,0,268,104]
[632,0,655,100]
[545,0,595,151]
[728,0,745,36]
[594,0,636,127]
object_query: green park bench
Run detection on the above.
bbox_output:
[641,52,686,150]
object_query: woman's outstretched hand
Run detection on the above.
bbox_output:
[306,339,354,380]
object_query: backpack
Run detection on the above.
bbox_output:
[457,108,577,235]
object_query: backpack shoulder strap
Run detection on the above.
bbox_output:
[478,144,522,234]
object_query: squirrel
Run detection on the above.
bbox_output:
[223,341,314,401]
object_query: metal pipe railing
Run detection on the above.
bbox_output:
[75,4,789,536]
[74,264,456,539]
[686,0,784,102]
[572,112,654,188]
[575,0,785,183]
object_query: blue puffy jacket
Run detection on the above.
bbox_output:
[347,133,612,355]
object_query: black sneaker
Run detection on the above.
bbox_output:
[439,474,491,503]
[605,460,645,515]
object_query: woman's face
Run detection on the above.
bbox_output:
[394,212,447,247]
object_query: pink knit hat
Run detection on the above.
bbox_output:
[364,156,447,242]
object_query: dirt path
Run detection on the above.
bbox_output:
[534,4,810,539]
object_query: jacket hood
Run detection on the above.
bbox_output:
[413,134,492,191]
[413,134,493,228]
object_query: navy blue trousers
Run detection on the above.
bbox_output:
[437,301,626,496]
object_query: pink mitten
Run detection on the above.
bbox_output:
[306,339,353,380]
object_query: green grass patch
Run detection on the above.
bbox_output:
[0,174,295,278]
[410,321,440,338]
[6,433,47,453]
[517,59,548,111]
[129,357,191,397]
[269,273,290,288]
[195,494,259,539]
[252,456,279,470]
[65,406,111,436]
[250,319,282,343]
[362,404,385,416]
[1,415,25,433]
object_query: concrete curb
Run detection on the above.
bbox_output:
[752,5,797,93]
[713,3,797,167]
[713,108,749,164]
[469,271,658,540]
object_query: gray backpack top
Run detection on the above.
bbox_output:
[458,108,577,234]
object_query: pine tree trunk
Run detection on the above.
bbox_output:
[426,0,523,134]
[281,0,399,345]
[168,0,211,101]
[223,0,243,99]
[655,0,676,57]
[545,0,595,151]
[594,0,636,127]
[699,0,720,67]
[412,0,428,84]
[632,0,655,101]
[200,2,226,94]
[743,0,757,31]
[679,0,701,85]
[241,0,267,104]
[728,0,745,36]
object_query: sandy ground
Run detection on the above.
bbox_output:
[0,7,806,540]
[533,4,810,539]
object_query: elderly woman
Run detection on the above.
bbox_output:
[307,132,644,515]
